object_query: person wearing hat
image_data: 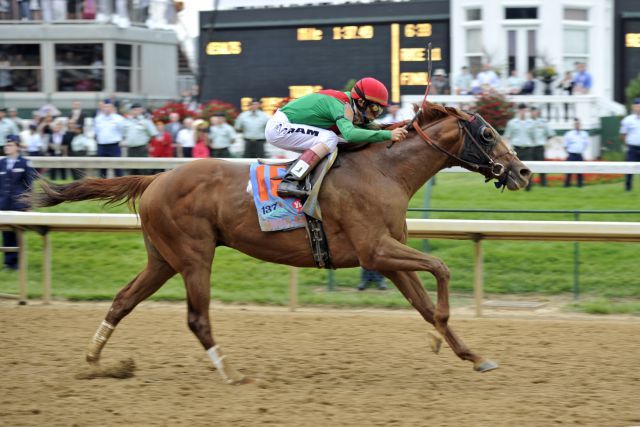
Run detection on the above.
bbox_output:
[0,108,20,148]
[192,120,211,159]
[620,98,640,191]
[503,104,535,190]
[431,69,450,95]
[208,113,236,158]
[1,135,37,271]
[235,99,269,159]
[123,103,157,175]
[265,77,407,198]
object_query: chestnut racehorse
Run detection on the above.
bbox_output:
[33,103,530,384]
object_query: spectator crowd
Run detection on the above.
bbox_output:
[0,0,178,28]
[440,61,593,97]
[0,91,277,179]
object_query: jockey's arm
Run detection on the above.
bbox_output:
[335,117,392,143]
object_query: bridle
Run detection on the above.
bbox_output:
[411,113,515,186]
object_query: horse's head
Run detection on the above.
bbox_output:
[456,112,531,190]
[415,104,531,191]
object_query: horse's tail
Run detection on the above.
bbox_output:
[31,175,160,213]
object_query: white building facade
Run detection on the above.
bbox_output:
[450,0,614,99]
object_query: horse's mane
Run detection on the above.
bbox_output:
[417,102,471,125]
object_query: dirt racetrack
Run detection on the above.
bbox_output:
[1,301,639,427]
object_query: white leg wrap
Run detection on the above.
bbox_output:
[206,345,247,384]
[207,345,225,372]
[87,320,115,363]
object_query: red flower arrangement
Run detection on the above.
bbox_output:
[201,100,239,125]
[472,92,515,132]
[151,102,198,123]
[151,100,239,125]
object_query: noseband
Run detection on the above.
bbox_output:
[411,114,513,182]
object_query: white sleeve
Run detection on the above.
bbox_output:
[619,116,628,135]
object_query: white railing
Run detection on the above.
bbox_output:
[402,94,627,131]
[2,212,640,316]
[14,157,640,175]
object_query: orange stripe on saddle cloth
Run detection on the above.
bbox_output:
[255,164,285,202]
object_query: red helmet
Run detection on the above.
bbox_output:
[351,77,389,107]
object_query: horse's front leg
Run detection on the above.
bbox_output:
[362,237,498,372]
[382,271,442,354]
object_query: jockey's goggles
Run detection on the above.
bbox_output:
[367,103,383,118]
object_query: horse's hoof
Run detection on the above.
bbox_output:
[86,354,100,365]
[427,332,442,354]
[225,376,254,385]
[474,359,499,373]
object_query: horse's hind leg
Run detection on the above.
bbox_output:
[86,235,176,364]
[180,244,252,385]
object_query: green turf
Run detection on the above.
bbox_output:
[1,173,639,313]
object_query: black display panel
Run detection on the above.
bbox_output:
[199,1,450,111]
[622,18,640,100]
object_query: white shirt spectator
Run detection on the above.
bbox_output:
[94,112,126,144]
[235,109,269,140]
[24,132,43,153]
[454,72,473,95]
[377,109,412,126]
[476,69,500,89]
[505,75,525,94]
[620,114,640,147]
[0,117,20,147]
[176,127,194,148]
[563,129,589,154]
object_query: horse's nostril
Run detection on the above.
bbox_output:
[519,168,532,178]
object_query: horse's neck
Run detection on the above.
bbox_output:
[376,124,453,198]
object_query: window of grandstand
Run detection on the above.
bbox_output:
[115,44,141,93]
[564,8,589,21]
[505,7,538,20]
[0,44,42,92]
[54,43,104,91]
[465,28,483,75]
[563,28,589,72]
[466,8,482,22]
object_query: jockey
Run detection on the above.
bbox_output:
[265,77,409,198]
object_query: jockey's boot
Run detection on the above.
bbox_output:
[277,149,322,198]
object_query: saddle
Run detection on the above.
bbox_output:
[251,151,339,268]
[249,120,407,268]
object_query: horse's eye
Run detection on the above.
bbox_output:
[481,127,494,142]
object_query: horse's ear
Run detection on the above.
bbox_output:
[412,103,420,113]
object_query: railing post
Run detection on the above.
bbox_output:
[422,178,434,252]
[573,211,581,300]
[17,230,28,305]
[43,232,52,304]
[327,269,335,291]
[289,266,298,311]
[473,235,483,317]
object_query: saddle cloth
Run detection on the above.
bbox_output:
[248,150,338,232]
[249,163,306,232]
